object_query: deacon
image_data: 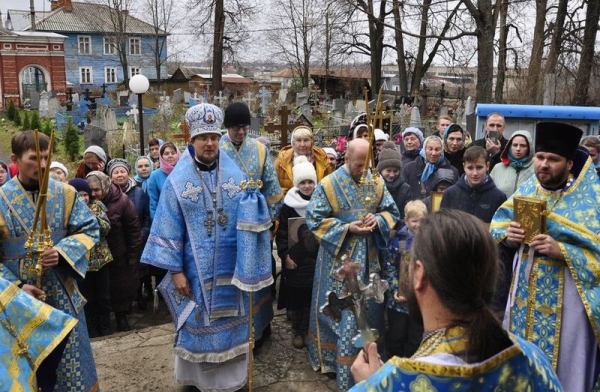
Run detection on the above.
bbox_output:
[220,102,283,344]
[0,130,100,391]
[350,210,563,391]
[306,138,399,390]
[490,122,600,391]
[142,103,273,390]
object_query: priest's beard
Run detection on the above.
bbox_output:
[406,280,423,325]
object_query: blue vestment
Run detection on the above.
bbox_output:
[0,277,77,391]
[220,135,283,339]
[490,152,600,391]
[0,178,100,391]
[349,328,563,392]
[305,167,399,391]
[141,146,273,364]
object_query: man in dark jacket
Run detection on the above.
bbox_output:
[473,112,509,171]
[440,146,506,223]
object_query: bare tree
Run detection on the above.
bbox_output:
[572,0,600,105]
[494,0,509,103]
[525,0,548,104]
[144,0,176,91]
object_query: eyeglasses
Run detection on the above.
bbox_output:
[231,125,249,133]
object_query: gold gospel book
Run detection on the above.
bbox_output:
[514,196,547,244]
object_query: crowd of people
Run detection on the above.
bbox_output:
[1,102,599,392]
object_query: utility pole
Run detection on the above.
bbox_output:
[30,0,36,30]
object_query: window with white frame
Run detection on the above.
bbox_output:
[80,67,93,84]
[104,37,117,54]
[105,67,118,84]
[129,37,141,55]
[78,36,91,54]
[130,66,141,78]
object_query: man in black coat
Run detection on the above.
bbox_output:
[473,112,508,171]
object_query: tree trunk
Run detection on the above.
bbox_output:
[494,0,508,103]
[526,0,547,104]
[476,16,495,103]
[212,0,225,94]
[544,0,568,74]
[410,0,431,93]
[367,0,385,93]
[572,0,599,106]
[392,0,408,96]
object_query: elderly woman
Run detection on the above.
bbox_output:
[580,135,600,176]
[0,161,11,187]
[274,126,332,196]
[402,135,458,199]
[490,130,535,198]
[133,156,153,192]
[86,171,143,332]
[146,142,181,220]
[401,127,424,167]
[75,145,109,178]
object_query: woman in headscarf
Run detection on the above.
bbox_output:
[402,135,458,200]
[442,123,467,176]
[274,126,332,196]
[580,135,600,177]
[75,145,110,178]
[0,161,11,187]
[86,171,143,332]
[146,142,181,220]
[400,127,424,168]
[133,156,153,192]
[107,158,151,310]
[490,130,535,198]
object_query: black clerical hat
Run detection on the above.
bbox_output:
[535,122,583,159]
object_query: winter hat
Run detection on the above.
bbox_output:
[374,129,389,142]
[323,147,337,159]
[68,178,92,195]
[376,141,402,172]
[185,103,223,140]
[402,127,424,144]
[293,156,317,187]
[84,145,107,164]
[224,102,251,128]
[50,161,68,177]
[107,158,131,176]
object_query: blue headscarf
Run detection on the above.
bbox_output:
[133,156,154,192]
[442,123,465,150]
[0,161,11,186]
[419,136,444,182]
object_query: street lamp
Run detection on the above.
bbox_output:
[129,74,150,155]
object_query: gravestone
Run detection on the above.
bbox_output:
[173,89,182,104]
[84,124,109,152]
[214,91,228,109]
[184,91,191,103]
[354,100,366,113]
[249,117,263,137]
[333,99,346,114]
[47,97,60,119]
[243,92,255,114]
[29,91,40,110]
[296,90,308,108]
[39,91,50,117]
[256,87,272,117]
[127,104,139,124]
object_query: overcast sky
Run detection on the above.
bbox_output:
[2,0,49,17]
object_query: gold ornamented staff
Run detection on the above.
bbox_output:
[359,87,384,213]
[24,129,55,302]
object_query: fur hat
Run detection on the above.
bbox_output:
[185,103,223,140]
[323,147,337,159]
[50,161,68,177]
[535,122,583,159]
[376,141,402,172]
[374,129,389,142]
[107,158,131,176]
[293,156,317,187]
[402,127,424,143]
[224,102,251,128]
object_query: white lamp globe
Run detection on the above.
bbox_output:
[129,74,149,94]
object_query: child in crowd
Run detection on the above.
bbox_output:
[422,168,456,212]
[383,200,427,359]
[49,161,69,182]
[377,141,411,228]
[440,146,507,223]
[275,156,319,349]
[68,178,113,337]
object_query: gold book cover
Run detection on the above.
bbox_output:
[431,191,444,213]
[514,196,547,244]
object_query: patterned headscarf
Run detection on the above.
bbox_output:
[86,170,111,199]
[159,142,181,175]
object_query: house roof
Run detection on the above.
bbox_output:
[9,2,166,35]
[5,10,52,31]
[272,67,371,80]
[0,25,66,40]
[191,73,254,84]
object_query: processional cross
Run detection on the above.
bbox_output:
[320,254,388,348]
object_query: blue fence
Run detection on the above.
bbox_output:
[55,107,158,133]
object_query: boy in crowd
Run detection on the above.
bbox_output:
[382,200,427,358]
[377,141,411,226]
[440,146,506,223]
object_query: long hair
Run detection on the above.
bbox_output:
[411,209,511,362]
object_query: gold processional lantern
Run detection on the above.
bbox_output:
[24,129,55,302]
[359,87,387,212]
